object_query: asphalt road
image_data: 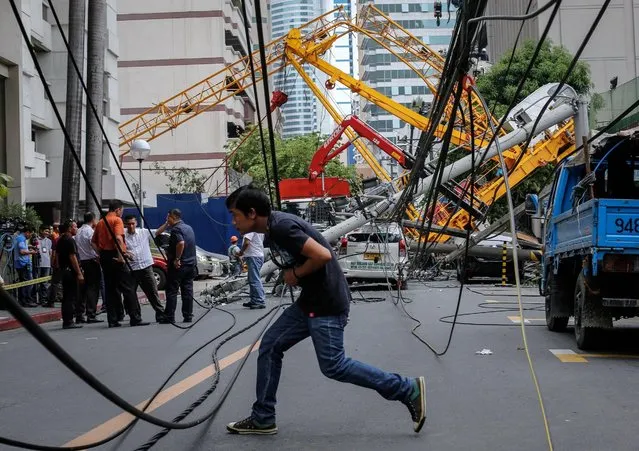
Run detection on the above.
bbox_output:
[1,279,639,450]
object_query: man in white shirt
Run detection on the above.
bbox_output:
[238,231,265,308]
[123,215,166,323]
[74,212,103,323]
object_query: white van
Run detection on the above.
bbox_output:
[338,222,408,288]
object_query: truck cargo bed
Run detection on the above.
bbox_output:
[552,199,639,255]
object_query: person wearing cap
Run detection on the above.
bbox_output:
[228,235,242,278]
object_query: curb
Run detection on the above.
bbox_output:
[0,310,62,332]
[0,292,167,332]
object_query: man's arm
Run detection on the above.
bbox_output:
[155,216,170,237]
[238,236,251,256]
[173,240,185,269]
[283,237,332,286]
[69,253,84,282]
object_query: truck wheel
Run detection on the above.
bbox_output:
[545,271,568,332]
[574,273,602,350]
[546,294,569,332]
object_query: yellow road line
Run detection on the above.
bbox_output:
[549,349,589,363]
[550,348,639,363]
[64,341,260,447]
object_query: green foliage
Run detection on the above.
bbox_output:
[0,203,42,230]
[152,163,209,194]
[0,173,11,199]
[476,40,598,221]
[227,126,361,196]
[476,39,597,118]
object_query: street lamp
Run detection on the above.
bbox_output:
[129,139,151,227]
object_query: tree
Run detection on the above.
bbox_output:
[476,39,602,118]
[152,163,209,194]
[475,40,601,221]
[227,126,361,195]
[85,0,107,216]
[60,0,86,221]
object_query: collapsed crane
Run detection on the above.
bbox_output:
[117,5,577,242]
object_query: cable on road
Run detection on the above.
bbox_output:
[0,284,288,449]
[0,298,235,450]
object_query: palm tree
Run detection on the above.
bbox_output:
[60,0,86,221]
[85,0,106,216]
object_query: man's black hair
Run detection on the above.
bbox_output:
[123,214,137,223]
[109,199,123,212]
[60,219,75,234]
[39,224,49,232]
[83,212,95,224]
[22,225,33,233]
[169,208,182,219]
[226,184,271,217]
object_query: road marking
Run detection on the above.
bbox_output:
[507,315,545,324]
[550,349,589,363]
[64,341,260,447]
[0,342,7,345]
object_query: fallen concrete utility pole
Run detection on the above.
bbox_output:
[207,99,575,299]
[415,243,542,262]
[401,220,468,239]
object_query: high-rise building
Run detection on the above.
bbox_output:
[357,1,457,176]
[0,0,123,223]
[270,0,324,138]
[118,0,268,197]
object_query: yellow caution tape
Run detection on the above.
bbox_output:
[3,275,53,290]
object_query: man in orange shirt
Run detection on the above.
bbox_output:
[92,200,149,328]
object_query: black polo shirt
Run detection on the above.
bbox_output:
[168,221,196,266]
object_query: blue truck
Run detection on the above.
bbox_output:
[539,129,639,349]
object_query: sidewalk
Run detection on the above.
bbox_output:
[0,291,167,332]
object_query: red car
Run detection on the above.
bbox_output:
[152,255,167,290]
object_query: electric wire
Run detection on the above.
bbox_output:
[478,0,612,222]
[239,0,274,204]
[253,0,282,210]
[474,85,555,451]
[468,0,558,24]
[132,299,289,450]
[0,291,229,450]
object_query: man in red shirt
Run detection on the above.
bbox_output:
[92,200,149,328]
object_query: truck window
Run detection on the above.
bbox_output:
[593,157,639,199]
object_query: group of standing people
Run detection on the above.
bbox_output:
[13,200,197,330]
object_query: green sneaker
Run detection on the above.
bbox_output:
[403,377,426,433]
[226,416,278,435]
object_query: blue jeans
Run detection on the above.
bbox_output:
[252,303,413,424]
[246,256,265,305]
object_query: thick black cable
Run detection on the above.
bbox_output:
[40,0,207,330]
[0,283,271,431]
[468,0,557,24]
[394,88,480,357]
[45,0,165,260]
[0,288,234,450]
[239,0,274,203]
[464,0,563,178]
[253,0,282,210]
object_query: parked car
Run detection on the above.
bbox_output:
[150,232,224,279]
[455,234,529,284]
[152,255,167,290]
[338,222,409,289]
